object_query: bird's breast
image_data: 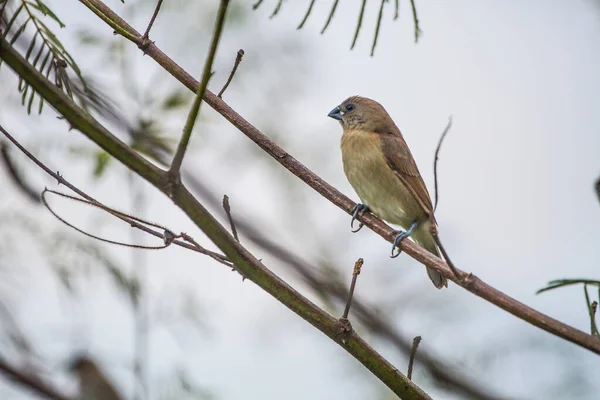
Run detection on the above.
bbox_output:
[340,130,423,228]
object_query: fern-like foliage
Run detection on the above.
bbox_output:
[0,0,102,115]
[253,0,422,56]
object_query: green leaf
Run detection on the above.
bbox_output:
[93,150,111,178]
[536,279,600,294]
[162,90,190,111]
[31,0,66,28]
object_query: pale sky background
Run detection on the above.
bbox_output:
[1,0,599,399]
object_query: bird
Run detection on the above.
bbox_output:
[328,95,447,289]
[68,356,123,400]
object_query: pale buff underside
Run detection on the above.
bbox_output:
[341,129,427,229]
[340,128,446,288]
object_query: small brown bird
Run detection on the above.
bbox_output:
[328,96,447,289]
[69,356,123,400]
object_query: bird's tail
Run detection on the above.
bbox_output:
[412,221,448,289]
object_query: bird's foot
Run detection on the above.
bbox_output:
[350,204,369,233]
[390,220,419,258]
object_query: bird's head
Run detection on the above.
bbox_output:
[328,96,393,132]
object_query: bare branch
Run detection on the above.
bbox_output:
[41,189,169,250]
[341,258,363,320]
[217,49,244,98]
[0,124,232,268]
[433,117,452,212]
[408,336,422,380]
[140,0,165,48]
[167,0,229,180]
[222,194,239,242]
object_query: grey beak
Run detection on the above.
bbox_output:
[328,106,343,121]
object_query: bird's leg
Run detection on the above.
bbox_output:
[390,220,419,258]
[350,203,369,233]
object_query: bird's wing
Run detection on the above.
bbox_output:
[379,132,435,219]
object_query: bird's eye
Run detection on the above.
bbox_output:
[344,103,355,112]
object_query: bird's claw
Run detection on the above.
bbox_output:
[350,204,369,233]
[390,220,419,258]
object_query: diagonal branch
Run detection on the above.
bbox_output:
[0,123,232,267]
[0,36,433,400]
[71,0,600,357]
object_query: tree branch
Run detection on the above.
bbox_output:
[70,0,600,357]
[167,0,228,180]
[0,36,433,400]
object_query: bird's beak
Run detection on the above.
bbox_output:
[328,106,343,121]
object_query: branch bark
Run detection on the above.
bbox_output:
[0,36,432,400]
[74,0,600,356]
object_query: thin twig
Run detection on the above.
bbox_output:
[351,0,367,49]
[222,194,239,242]
[217,49,244,98]
[433,116,452,212]
[0,124,232,268]
[42,189,168,250]
[429,221,463,282]
[407,335,422,380]
[409,0,421,42]
[341,258,363,321]
[371,0,386,57]
[429,116,462,282]
[297,0,316,29]
[591,301,599,339]
[320,0,339,34]
[584,284,600,338]
[140,0,164,48]
[167,0,229,180]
